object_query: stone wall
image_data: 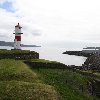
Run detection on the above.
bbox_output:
[0,50,39,60]
[87,80,100,98]
[24,61,67,69]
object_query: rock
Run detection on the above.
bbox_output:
[83,55,100,70]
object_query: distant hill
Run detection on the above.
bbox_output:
[0,41,41,47]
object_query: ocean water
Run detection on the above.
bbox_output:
[0,46,87,66]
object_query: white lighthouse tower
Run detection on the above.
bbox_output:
[13,23,23,49]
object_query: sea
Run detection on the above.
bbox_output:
[0,46,87,66]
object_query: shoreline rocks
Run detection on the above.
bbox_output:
[83,55,100,71]
[63,51,93,57]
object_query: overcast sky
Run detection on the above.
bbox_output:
[0,0,100,48]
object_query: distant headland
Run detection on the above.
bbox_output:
[0,41,41,47]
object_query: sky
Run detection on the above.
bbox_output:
[0,0,100,48]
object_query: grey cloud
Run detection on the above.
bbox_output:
[0,34,11,42]
[0,34,9,38]
[31,30,41,36]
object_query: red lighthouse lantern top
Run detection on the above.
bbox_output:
[15,23,22,29]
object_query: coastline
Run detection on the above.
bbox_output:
[0,49,99,99]
[0,46,86,66]
[63,50,93,57]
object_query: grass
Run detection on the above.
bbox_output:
[0,49,37,54]
[0,58,99,100]
[33,68,98,100]
[28,59,61,64]
[0,59,37,82]
[78,70,100,80]
[0,59,59,100]
[0,81,59,100]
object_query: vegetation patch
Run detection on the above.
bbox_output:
[0,58,99,100]
[24,59,67,69]
[0,59,38,82]
[27,59,61,63]
[0,81,59,100]
[0,49,31,54]
[24,59,100,99]
[32,68,99,100]
[0,49,39,59]
[0,59,59,100]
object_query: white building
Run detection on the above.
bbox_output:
[13,23,23,49]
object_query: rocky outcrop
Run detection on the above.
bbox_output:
[63,51,93,57]
[83,55,100,70]
[87,80,100,98]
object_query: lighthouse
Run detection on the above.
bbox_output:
[13,23,23,49]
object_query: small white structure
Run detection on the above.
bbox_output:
[13,23,23,49]
[82,47,100,54]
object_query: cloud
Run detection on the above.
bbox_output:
[0,1,42,44]
[1,0,100,47]
[0,34,9,38]
[0,1,14,12]
[13,0,100,40]
[31,30,41,36]
[0,0,6,4]
[0,35,10,39]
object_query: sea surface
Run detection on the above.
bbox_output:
[0,46,87,66]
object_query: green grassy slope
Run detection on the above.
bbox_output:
[0,59,59,100]
[0,59,99,100]
[29,64,98,100]
[0,49,32,54]
[0,59,37,82]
